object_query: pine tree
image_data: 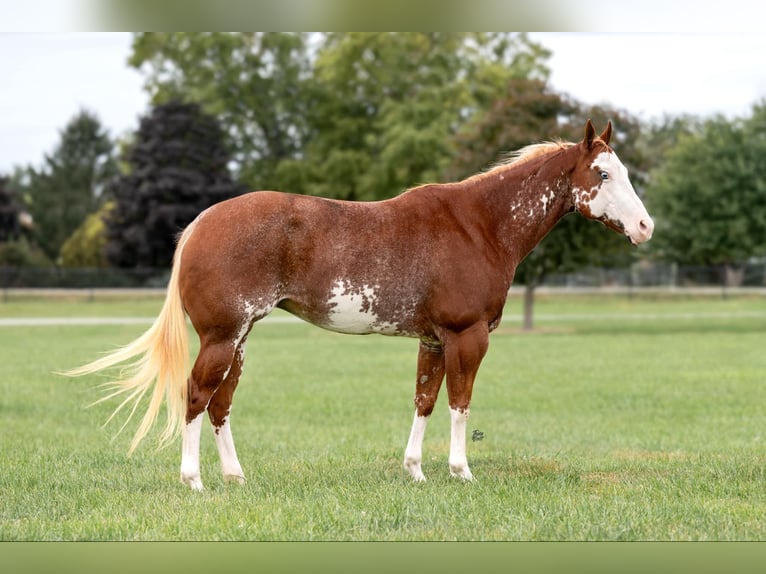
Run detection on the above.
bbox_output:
[19,110,117,261]
[105,100,246,268]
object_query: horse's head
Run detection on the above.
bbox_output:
[570,120,654,246]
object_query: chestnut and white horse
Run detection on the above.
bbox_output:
[68,121,653,490]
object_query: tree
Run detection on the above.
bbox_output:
[297,33,552,201]
[59,202,113,267]
[129,33,552,201]
[104,100,245,269]
[0,176,47,267]
[646,108,766,284]
[129,32,313,191]
[15,110,118,262]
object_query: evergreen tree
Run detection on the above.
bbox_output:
[18,110,117,261]
[105,100,245,268]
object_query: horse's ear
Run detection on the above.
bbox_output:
[599,121,613,146]
[584,119,596,149]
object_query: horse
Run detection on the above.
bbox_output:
[66,120,653,491]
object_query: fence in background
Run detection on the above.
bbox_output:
[2,261,766,298]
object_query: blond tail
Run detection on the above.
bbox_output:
[63,222,197,453]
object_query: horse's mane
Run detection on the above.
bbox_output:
[445,140,575,188]
[498,139,575,169]
[406,139,578,194]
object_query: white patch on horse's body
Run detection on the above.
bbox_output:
[223,305,252,379]
[325,279,400,335]
[540,194,549,213]
[222,295,275,380]
[404,412,429,481]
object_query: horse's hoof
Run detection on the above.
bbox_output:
[449,465,474,481]
[404,458,427,482]
[224,474,246,485]
[181,473,205,491]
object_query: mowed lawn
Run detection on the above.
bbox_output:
[1,292,766,540]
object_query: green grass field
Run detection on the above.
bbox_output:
[1,292,765,540]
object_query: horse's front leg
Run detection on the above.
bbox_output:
[403,342,445,481]
[442,322,489,480]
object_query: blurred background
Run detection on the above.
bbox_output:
[2,15,765,322]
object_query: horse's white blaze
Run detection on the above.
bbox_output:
[213,415,245,482]
[581,151,654,244]
[448,407,473,480]
[404,412,429,481]
[180,413,205,491]
[326,279,398,334]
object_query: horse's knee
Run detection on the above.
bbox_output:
[414,392,438,417]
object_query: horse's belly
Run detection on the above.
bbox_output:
[321,279,416,337]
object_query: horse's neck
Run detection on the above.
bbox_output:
[461,156,575,270]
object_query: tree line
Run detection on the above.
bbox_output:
[2,33,765,323]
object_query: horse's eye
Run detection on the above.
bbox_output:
[599,171,609,181]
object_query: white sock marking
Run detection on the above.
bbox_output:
[404,412,429,481]
[213,415,245,483]
[180,413,205,491]
[448,407,473,480]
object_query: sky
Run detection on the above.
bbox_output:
[2,31,766,174]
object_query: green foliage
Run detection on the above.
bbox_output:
[447,78,571,180]
[129,32,313,191]
[0,237,51,267]
[14,110,118,262]
[647,106,766,267]
[59,202,113,268]
[104,100,245,268]
[129,33,552,200]
[297,32,551,200]
[2,295,766,540]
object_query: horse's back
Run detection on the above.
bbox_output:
[176,191,424,334]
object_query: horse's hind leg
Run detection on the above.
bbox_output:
[403,342,445,481]
[207,338,248,484]
[180,336,243,491]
